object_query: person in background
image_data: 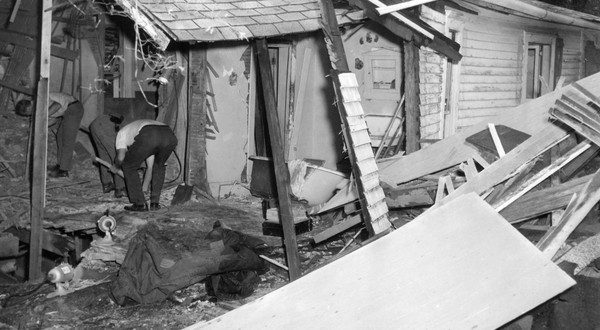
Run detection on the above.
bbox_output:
[15,92,84,178]
[89,114,155,199]
[114,119,177,212]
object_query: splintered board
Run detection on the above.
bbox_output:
[186,193,575,330]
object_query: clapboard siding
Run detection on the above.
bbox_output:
[460,83,521,93]
[418,5,598,140]
[458,99,521,110]
[462,48,520,60]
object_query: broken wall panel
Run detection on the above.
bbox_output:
[188,193,575,330]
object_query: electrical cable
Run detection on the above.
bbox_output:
[1,279,49,308]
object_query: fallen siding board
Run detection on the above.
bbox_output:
[379,72,600,185]
[187,193,575,330]
[500,173,591,223]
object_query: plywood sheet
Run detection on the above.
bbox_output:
[187,193,575,330]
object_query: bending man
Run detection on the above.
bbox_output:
[115,119,177,212]
[89,114,154,198]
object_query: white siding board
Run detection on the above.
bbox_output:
[459,83,521,93]
[462,48,520,60]
[461,66,521,76]
[463,39,520,53]
[460,75,521,84]
[458,99,521,110]
[461,57,520,69]
[459,91,518,101]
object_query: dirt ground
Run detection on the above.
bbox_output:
[0,175,359,329]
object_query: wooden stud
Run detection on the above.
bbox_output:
[255,38,301,281]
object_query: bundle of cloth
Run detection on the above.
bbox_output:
[110,221,269,305]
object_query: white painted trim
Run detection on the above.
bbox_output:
[376,0,437,15]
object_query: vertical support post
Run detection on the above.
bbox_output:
[404,40,421,154]
[188,45,212,195]
[29,0,52,281]
[255,38,301,281]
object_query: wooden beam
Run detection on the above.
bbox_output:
[500,173,591,223]
[488,123,506,157]
[491,141,591,212]
[0,30,78,61]
[320,0,391,235]
[537,168,600,259]
[9,0,22,23]
[255,38,301,281]
[431,128,568,210]
[29,0,52,281]
[367,0,434,39]
[311,214,363,245]
[405,40,421,154]
[190,193,575,330]
[188,46,212,196]
[376,0,437,15]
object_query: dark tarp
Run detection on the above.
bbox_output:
[110,222,268,305]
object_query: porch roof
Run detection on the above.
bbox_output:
[121,0,362,44]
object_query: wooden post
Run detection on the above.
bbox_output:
[319,0,391,235]
[188,45,212,195]
[255,38,301,281]
[404,40,421,154]
[29,0,52,281]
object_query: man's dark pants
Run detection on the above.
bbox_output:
[122,125,177,205]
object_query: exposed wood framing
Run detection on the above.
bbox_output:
[537,168,600,260]
[188,46,212,196]
[404,40,421,154]
[255,38,301,281]
[29,0,52,281]
[319,0,391,236]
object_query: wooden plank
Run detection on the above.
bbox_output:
[29,0,52,281]
[431,128,568,210]
[376,0,437,14]
[255,38,301,281]
[500,174,591,223]
[188,193,575,330]
[379,72,600,186]
[405,40,420,153]
[537,168,600,260]
[311,214,362,244]
[488,123,506,157]
[551,108,600,147]
[287,48,311,161]
[7,227,74,257]
[491,141,591,212]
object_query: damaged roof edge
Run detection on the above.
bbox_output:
[114,0,171,51]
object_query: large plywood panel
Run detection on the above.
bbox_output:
[187,193,575,330]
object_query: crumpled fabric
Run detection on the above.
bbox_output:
[110,222,267,305]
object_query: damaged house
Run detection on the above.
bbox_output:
[2,0,600,328]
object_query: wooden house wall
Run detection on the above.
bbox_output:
[418,5,600,140]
